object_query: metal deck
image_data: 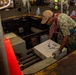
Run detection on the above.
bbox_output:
[32,50,76,75]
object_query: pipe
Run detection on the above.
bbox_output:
[0,0,11,10]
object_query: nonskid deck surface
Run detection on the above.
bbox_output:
[18,49,56,75]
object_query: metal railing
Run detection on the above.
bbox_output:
[0,0,11,10]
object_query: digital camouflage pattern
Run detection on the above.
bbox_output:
[50,13,76,53]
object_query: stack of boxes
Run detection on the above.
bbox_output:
[34,39,67,60]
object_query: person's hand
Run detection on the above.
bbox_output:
[52,50,62,59]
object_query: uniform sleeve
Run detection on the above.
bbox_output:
[58,14,71,36]
[49,22,54,30]
[59,21,70,36]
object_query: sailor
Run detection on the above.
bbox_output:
[22,0,31,13]
[41,10,76,58]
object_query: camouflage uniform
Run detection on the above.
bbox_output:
[50,13,76,54]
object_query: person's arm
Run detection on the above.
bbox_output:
[48,28,54,39]
[52,35,68,58]
[48,21,55,39]
[58,36,69,52]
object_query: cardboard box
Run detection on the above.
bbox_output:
[4,32,17,39]
[4,33,27,57]
[10,36,27,57]
[34,39,67,60]
[40,34,48,43]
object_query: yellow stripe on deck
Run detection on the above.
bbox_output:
[33,50,76,75]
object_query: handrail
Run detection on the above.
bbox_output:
[0,0,11,10]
